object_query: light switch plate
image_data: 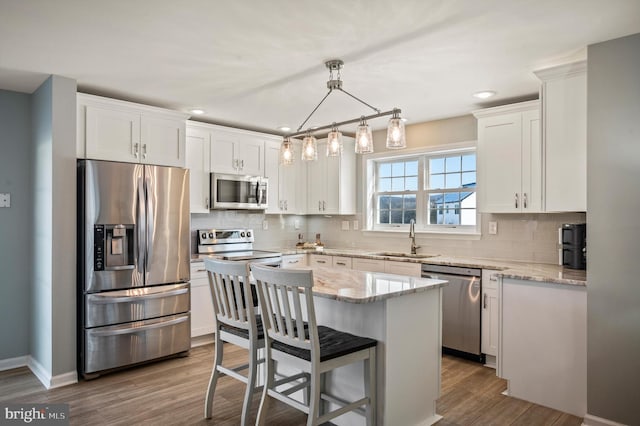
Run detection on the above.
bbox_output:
[262,220,268,230]
[0,193,10,208]
[488,221,498,235]
[352,220,359,230]
[341,221,350,231]
[294,219,300,230]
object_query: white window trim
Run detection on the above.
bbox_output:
[364,141,480,237]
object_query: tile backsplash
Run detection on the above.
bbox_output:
[192,211,585,265]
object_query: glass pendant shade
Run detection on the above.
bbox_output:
[386,116,406,149]
[280,137,294,165]
[354,120,374,154]
[301,134,318,161]
[326,128,343,156]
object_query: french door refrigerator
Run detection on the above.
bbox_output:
[77,159,191,378]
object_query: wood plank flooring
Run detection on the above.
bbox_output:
[0,344,583,425]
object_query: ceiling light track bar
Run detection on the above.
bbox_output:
[288,108,401,138]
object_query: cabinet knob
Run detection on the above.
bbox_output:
[523,192,528,209]
[483,293,488,309]
[142,143,147,159]
[134,143,139,158]
[515,193,519,209]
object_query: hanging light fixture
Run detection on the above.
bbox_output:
[386,109,406,149]
[326,124,343,156]
[355,117,374,154]
[279,59,405,163]
[301,133,318,161]
[280,137,294,165]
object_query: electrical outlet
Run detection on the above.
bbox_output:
[353,220,359,230]
[294,219,300,230]
[341,221,350,231]
[262,220,268,230]
[0,193,10,208]
[488,221,498,235]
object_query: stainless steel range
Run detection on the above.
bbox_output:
[197,228,282,266]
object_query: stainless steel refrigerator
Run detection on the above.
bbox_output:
[77,159,191,378]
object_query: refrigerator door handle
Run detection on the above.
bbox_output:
[145,170,154,276]
[136,173,146,280]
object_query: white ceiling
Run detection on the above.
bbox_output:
[1,0,639,134]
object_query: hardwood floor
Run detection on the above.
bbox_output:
[0,344,582,425]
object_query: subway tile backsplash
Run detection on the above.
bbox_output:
[192,211,585,265]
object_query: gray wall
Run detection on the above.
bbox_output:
[0,90,32,360]
[30,75,77,378]
[587,33,640,425]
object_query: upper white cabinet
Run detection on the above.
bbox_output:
[264,139,307,215]
[186,124,212,213]
[210,128,265,176]
[474,101,542,213]
[534,61,587,212]
[306,138,356,215]
[77,93,188,167]
[185,121,279,213]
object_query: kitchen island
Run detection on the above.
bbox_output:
[294,266,447,426]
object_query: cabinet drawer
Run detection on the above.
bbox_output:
[482,269,500,290]
[384,261,421,277]
[332,256,352,269]
[352,258,385,273]
[309,254,332,267]
[282,254,307,269]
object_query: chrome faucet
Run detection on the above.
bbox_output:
[409,219,420,255]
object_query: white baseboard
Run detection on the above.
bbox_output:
[27,356,77,389]
[583,414,628,426]
[0,355,29,371]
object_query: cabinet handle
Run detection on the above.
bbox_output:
[318,201,322,211]
[322,201,326,211]
[489,275,498,281]
[523,192,528,209]
[142,143,147,159]
[134,143,139,158]
[336,262,346,266]
[515,193,519,209]
[205,197,209,209]
[288,260,299,264]
[483,293,488,309]
[317,260,327,264]
[284,200,288,211]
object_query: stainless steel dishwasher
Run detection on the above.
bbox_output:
[421,264,483,362]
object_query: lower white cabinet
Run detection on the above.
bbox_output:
[190,263,215,339]
[352,258,385,273]
[384,261,421,277]
[281,254,307,269]
[332,256,353,269]
[308,254,332,267]
[481,269,500,367]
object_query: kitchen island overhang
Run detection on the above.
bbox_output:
[285,266,447,426]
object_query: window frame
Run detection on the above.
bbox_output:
[365,142,479,235]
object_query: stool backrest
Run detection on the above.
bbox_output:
[204,258,256,333]
[251,264,318,353]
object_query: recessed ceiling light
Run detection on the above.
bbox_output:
[472,91,496,99]
[190,109,205,115]
[278,125,291,132]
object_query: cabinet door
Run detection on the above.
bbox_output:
[384,261,421,277]
[190,264,215,338]
[210,131,238,174]
[352,258,385,272]
[543,72,587,212]
[85,105,140,163]
[324,145,341,215]
[186,128,211,213]
[141,115,186,167]
[264,141,283,213]
[477,113,523,213]
[481,270,500,361]
[306,154,326,214]
[236,135,264,176]
[521,109,542,212]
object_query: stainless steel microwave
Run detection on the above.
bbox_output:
[210,173,268,210]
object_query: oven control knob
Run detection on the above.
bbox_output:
[201,233,207,240]
[209,232,214,239]
[247,231,252,237]
[240,231,246,237]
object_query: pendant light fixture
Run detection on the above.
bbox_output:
[386,109,406,149]
[326,124,343,156]
[279,59,405,163]
[355,117,374,154]
[280,137,294,165]
[301,133,318,161]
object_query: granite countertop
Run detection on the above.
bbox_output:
[289,265,448,303]
[192,247,587,287]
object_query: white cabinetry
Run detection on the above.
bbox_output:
[332,256,353,269]
[352,258,385,273]
[190,263,215,341]
[264,140,307,214]
[281,254,308,269]
[499,277,586,417]
[77,93,188,167]
[186,125,211,213]
[308,254,332,267]
[474,101,541,213]
[481,269,500,367]
[384,261,421,277]
[307,138,356,215]
[210,128,266,176]
[535,61,587,212]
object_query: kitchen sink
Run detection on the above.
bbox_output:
[370,251,438,259]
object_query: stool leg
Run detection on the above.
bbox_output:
[364,347,377,426]
[256,346,274,426]
[240,341,258,426]
[204,329,224,419]
[307,367,321,426]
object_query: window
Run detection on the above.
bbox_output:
[369,146,477,233]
